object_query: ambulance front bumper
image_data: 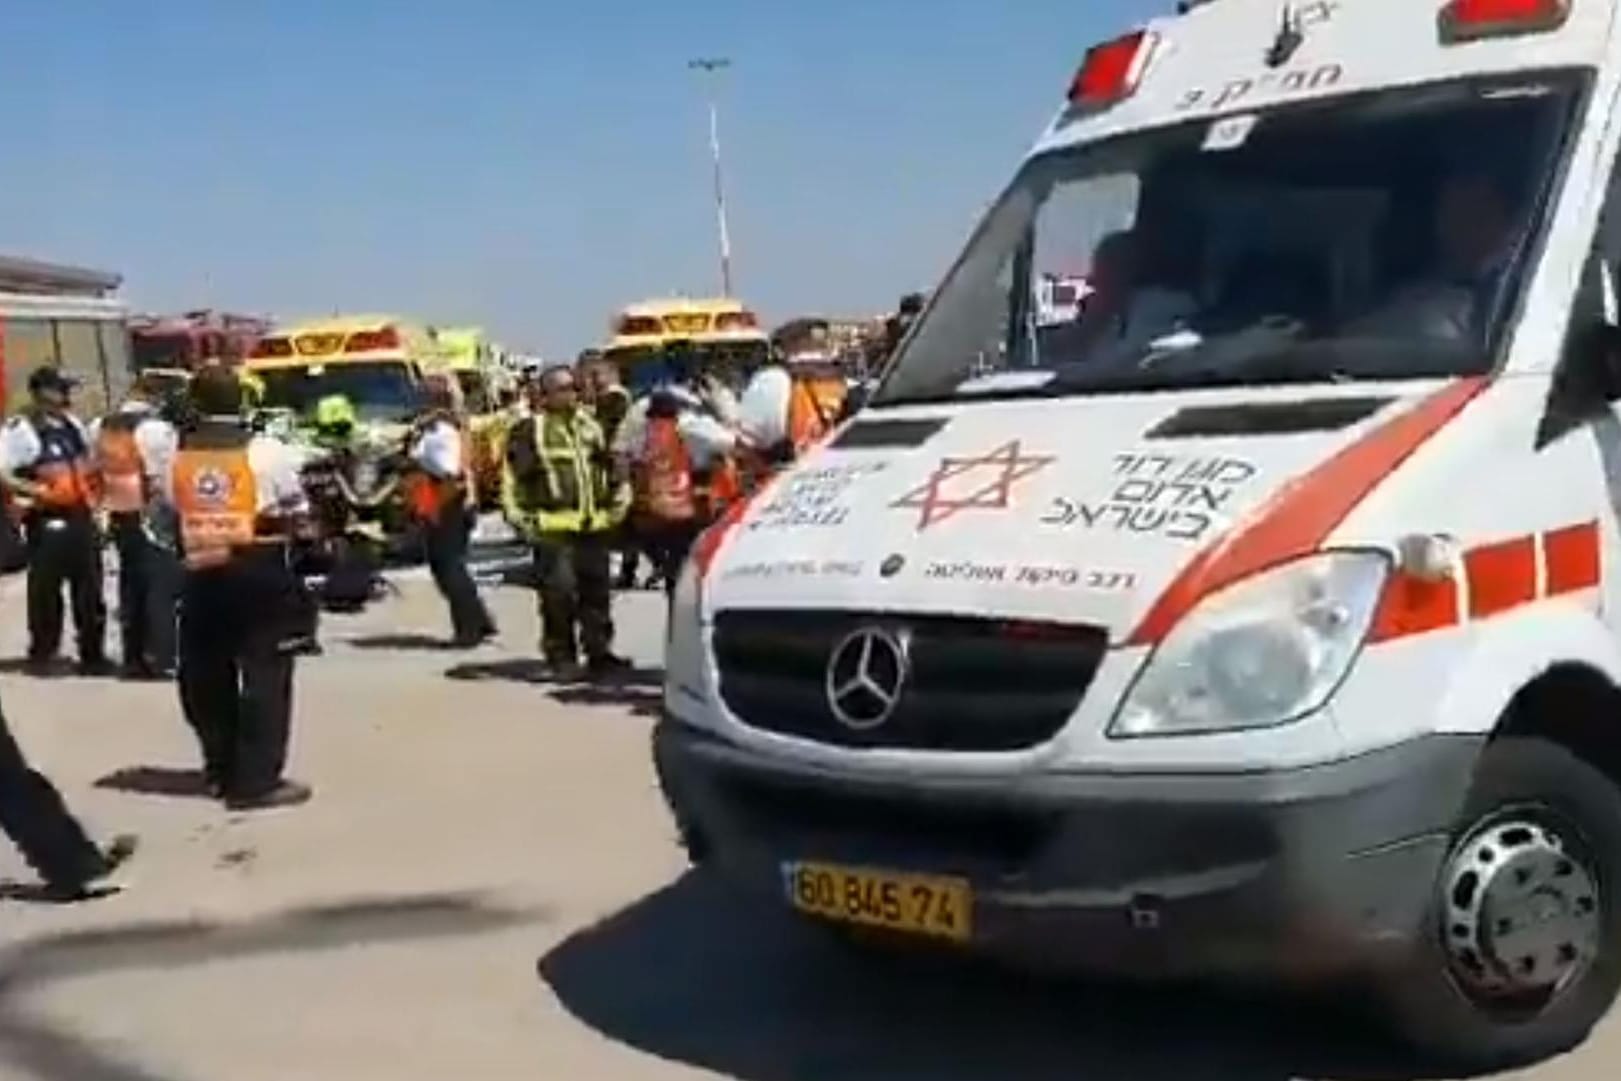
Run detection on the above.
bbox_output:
[653,719,1482,981]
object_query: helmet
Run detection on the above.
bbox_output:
[239,370,266,410]
[314,393,358,433]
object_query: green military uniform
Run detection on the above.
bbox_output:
[502,406,629,671]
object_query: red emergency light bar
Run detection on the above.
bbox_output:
[1439,0,1571,42]
[345,326,401,352]
[1068,30,1154,109]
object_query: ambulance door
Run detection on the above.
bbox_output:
[1544,135,1621,622]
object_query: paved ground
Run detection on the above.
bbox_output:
[0,556,1619,1081]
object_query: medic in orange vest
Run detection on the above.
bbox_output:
[404,375,497,647]
[735,346,845,491]
[0,366,109,674]
[91,376,181,679]
[166,366,314,811]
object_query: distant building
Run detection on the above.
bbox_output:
[0,253,130,416]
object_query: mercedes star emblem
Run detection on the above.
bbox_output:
[825,626,910,731]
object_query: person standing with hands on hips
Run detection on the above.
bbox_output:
[404,374,497,647]
[502,364,631,682]
[0,367,110,676]
[167,367,313,811]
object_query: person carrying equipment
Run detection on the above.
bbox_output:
[0,367,110,676]
[167,367,313,811]
[405,374,497,647]
[502,364,631,681]
[92,375,182,680]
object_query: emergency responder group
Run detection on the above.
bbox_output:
[0,324,851,899]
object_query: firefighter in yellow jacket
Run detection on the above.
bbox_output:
[501,364,631,681]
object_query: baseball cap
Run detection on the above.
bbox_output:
[27,366,78,394]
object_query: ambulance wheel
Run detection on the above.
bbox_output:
[1379,737,1621,1070]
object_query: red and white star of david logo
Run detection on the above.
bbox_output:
[891,440,1056,532]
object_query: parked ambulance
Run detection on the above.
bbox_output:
[655,0,1621,1067]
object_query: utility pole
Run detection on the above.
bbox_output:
[688,57,735,297]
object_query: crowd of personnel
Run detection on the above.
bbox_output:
[0,294,915,902]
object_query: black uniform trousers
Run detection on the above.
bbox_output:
[111,512,179,672]
[0,691,104,888]
[423,508,495,642]
[637,519,702,599]
[533,531,613,663]
[24,509,106,664]
[177,548,297,800]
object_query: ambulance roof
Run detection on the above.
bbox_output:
[1033,0,1617,160]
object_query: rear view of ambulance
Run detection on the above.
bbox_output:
[658,0,1621,1066]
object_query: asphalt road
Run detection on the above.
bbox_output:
[0,560,1618,1081]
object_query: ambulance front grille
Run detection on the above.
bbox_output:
[711,611,1107,752]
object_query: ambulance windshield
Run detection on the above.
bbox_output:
[875,73,1583,406]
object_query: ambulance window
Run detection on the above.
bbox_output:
[875,72,1583,406]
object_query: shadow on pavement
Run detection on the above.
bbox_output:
[0,891,540,1081]
[548,682,662,718]
[343,633,458,653]
[445,658,553,685]
[540,872,1470,1081]
[94,767,215,801]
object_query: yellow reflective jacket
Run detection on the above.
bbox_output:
[501,409,627,537]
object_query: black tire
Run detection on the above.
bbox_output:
[1379,737,1621,1070]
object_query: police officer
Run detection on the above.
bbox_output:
[0,689,136,901]
[502,364,630,681]
[406,374,497,647]
[0,367,110,676]
[168,367,313,810]
[92,376,181,680]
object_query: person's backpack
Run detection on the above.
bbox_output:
[633,415,697,525]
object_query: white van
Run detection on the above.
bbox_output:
[655,0,1621,1066]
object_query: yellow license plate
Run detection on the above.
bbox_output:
[785,862,972,942]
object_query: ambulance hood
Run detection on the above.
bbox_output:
[705,384,1462,641]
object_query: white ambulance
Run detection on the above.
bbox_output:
[656,0,1621,1065]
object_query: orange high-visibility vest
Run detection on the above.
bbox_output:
[634,416,698,523]
[172,445,258,570]
[22,415,96,511]
[404,415,472,524]
[97,416,146,514]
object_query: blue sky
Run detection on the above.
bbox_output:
[1,0,1149,356]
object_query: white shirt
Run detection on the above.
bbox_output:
[738,366,793,449]
[0,413,90,474]
[614,390,738,471]
[88,403,180,484]
[409,418,463,479]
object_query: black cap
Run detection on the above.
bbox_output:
[27,366,78,395]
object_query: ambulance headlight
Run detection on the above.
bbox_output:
[663,555,713,727]
[1111,552,1389,738]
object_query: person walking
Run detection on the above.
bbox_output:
[92,376,181,680]
[168,367,313,810]
[0,688,136,901]
[501,364,630,681]
[405,374,497,647]
[0,367,110,676]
